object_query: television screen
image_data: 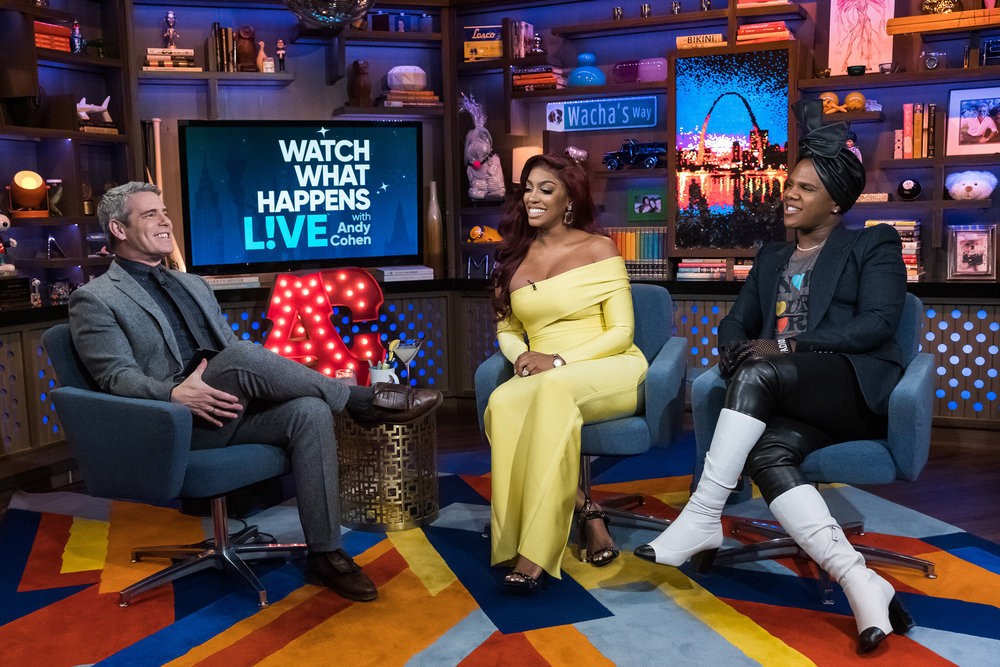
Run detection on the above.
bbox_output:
[177,119,423,275]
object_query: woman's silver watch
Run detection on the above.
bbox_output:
[552,353,566,367]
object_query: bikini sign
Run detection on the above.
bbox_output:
[546,96,658,133]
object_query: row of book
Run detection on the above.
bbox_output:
[608,227,669,262]
[33,21,71,52]
[205,23,241,72]
[736,0,795,7]
[866,220,923,282]
[894,103,939,159]
[511,65,567,92]
[676,33,726,49]
[736,20,794,43]
[143,47,202,72]
[382,89,442,108]
[675,258,754,281]
[367,265,434,282]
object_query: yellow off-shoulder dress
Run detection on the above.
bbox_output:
[485,256,648,577]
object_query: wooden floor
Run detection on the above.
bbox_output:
[438,401,1000,544]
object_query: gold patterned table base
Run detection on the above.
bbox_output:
[334,411,439,531]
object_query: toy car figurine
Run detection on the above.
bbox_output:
[602,139,667,170]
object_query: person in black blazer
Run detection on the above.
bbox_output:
[636,101,913,654]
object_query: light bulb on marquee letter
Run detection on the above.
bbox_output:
[265,268,386,385]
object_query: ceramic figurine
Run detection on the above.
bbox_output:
[347,60,372,107]
[256,41,267,72]
[568,53,606,86]
[162,10,179,48]
[235,26,257,72]
[276,39,287,71]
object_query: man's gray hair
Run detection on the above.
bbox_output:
[97,182,160,248]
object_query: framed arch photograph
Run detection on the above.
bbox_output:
[671,45,793,250]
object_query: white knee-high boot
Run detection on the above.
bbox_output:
[768,484,914,653]
[635,409,766,566]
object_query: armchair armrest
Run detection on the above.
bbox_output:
[474,351,515,438]
[886,352,934,481]
[643,336,688,448]
[51,386,193,503]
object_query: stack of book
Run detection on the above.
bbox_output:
[369,265,435,282]
[144,47,201,72]
[866,220,923,282]
[33,21,71,52]
[675,33,726,50]
[733,258,754,281]
[383,89,442,108]
[675,258,728,281]
[736,20,793,43]
[79,119,119,135]
[894,102,938,159]
[511,65,567,92]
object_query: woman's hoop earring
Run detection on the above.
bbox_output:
[563,203,574,226]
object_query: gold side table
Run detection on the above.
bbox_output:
[334,411,439,531]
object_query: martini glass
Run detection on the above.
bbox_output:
[393,339,423,385]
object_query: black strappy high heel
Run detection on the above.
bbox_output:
[503,570,545,594]
[578,497,620,567]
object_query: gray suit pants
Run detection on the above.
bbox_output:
[190,341,353,552]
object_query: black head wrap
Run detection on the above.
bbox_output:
[793,99,866,213]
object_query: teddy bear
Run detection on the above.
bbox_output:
[0,213,17,273]
[945,170,998,200]
[459,93,505,201]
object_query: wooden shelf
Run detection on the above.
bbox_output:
[0,1,73,21]
[11,216,99,228]
[879,155,1000,169]
[137,70,294,85]
[15,257,113,269]
[511,81,667,101]
[592,168,668,179]
[334,105,445,118]
[0,125,127,143]
[852,199,992,210]
[552,9,729,39]
[822,110,884,124]
[36,49,123,72]
[800,65,1000,90]
[886,7,1000,36]
[735,3,808,20]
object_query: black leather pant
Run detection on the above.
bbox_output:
[725,354,887,504]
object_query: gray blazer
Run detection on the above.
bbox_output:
[68,262,238,401]
[719,223,908,413]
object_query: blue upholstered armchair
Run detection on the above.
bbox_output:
[474,283,689,528]
[690,292,937,585]
[42,324,307,608]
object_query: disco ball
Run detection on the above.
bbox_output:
[282,0,375,31]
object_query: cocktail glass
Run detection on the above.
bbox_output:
[394,339,422,385]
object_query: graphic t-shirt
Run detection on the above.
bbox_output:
[775,247,822,339]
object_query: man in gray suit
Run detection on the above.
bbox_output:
[69,182,442,602]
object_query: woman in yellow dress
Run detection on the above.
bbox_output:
[484,153,648,591]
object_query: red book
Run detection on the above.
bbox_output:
[737,20,788,34]
[33,20,71,37]
[902,103,914,159]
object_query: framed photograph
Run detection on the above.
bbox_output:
[946,86,1000,156]
[627,186,667,222]
[948,224,996,281]
[671,46,791,249]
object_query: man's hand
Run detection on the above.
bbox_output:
[169,358,242,427]
[514,351,559,377]
[719,339,786,380]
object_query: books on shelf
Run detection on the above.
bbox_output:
[147,47,195,56]
[369,265,435,282]
[509,20,535,60]
[144,46,200,71]
[736,20,793,42]
[898,102,939,159]
[676,258,727,281]
[78,120,119,135]
[737,0,794,6]
[676,33,727,49]
[866,220,923,282]
[383,89,442,107]
[34,21,71,51]
[143,65,204,72]
[607,227,670,280]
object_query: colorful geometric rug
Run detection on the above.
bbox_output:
[2,435,999,666]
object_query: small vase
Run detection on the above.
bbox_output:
[568,53,606,86]
[424,180,445,278]
[986,0,997,9]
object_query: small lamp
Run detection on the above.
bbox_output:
[7,170,50,218]
[511,145,543,184]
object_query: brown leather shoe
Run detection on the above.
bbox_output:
[367,383,443,423]
[306,549,377,602]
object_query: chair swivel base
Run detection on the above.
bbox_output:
[580,456,672,531]
[118,496,307,608]
[714,516,936,604]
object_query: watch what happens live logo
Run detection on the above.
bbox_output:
[244,136,374,252]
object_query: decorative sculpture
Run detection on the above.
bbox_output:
[162,10,179,48]
[347,60,372,107]
[459,93,505,201]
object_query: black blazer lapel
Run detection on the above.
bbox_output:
[107,263,183,363]
[807,225,855,331]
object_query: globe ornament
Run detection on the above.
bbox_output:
[282,1,373,32]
